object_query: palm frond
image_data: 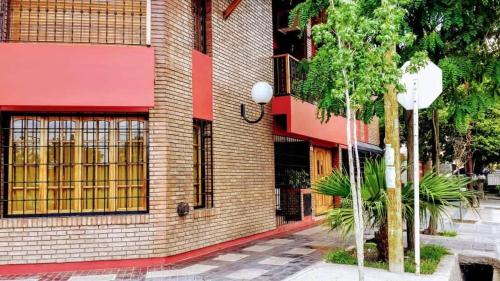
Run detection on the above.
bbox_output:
[313,168,351,197]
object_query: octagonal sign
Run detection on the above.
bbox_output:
[397,60,443,110]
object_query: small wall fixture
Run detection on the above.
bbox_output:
[241,82,273,124]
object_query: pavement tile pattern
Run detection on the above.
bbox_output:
[0,226,350,281]
[3,198,500,281]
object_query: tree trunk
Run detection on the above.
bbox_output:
[432,110,440,174]
[375,222,389,262]
[345,90,365,280]
[352,112,364,242]
[466,155,475,191]
[425,215,438,235]
[406,215,415,250]
[383,49,404,272]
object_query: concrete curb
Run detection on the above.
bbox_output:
[283,253,461,281]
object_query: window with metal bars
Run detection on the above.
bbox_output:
[0,0,147,44]
[1,114,148,217]
[192,0,210,54]
[192,119,213,209]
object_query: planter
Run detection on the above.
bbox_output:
[279,187,312,221]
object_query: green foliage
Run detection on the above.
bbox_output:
[405,245,450,274]
[325,244,448,274]
[472,102,500,164]
[365,242,378,252]
[289,0,422,123]
[404,259,441,275]
[324,249,357,265]
[286,169,311,188]
[420,244,450,260]
[400,0,499,167]
[315,159,474,238]
[439,230,458,237]
[438,55,498,133]
[289,0,329,30]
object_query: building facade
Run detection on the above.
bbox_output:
[0,0,380,266]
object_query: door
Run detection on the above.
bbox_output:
[312,147,334,215]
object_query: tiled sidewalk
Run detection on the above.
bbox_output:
[1,226,350,281]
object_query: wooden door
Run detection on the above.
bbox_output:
[312,147,334,215]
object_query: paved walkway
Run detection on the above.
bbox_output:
[422,197,500,260]
[283,255,460,281]
[284,196,500,281]
[0,226,350,281]
[4,197,500,281]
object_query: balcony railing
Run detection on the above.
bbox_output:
[0,0,150,45]
[273,53,304,96]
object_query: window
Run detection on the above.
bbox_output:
[4,115,148,216]
[192,0,211,54]
[192,119,213,209]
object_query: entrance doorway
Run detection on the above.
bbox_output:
[312,147,334,215]
[274,135,311,226]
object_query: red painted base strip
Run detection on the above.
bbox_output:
[0,218,319,275]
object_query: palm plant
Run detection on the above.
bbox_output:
[314,159,475,262]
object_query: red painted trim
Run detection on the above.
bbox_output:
[0,219,318,276]
[192,50,213,121]
[272,96,347,146]
[0,106,150,112]
[223,0,243,20]
[0,43,155,112]
[273,128,339,149]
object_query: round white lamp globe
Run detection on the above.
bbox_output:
[251,82,273,105]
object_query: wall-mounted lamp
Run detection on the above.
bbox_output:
[241,82,273,124]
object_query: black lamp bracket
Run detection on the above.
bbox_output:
[241,103,265,124]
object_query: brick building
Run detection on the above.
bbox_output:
[0,0,380,267]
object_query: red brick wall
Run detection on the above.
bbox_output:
[368,116,381,146]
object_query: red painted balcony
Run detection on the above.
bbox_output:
[0,0,150,45]
[0,43,155,112]
[272,54,370,147]
[272,95,349,146]
[0,0,154,112]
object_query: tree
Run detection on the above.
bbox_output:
[400,0,499,169]
[399,0,499,236]
[290,0,420,275]
[315,159,474,261]
[471,102,500,169]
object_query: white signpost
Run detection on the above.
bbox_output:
[397,60,442,275]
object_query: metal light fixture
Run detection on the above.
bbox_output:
[241,82,273,124]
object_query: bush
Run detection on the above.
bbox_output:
[439,230,458,237]
[405,259,442,274]
[325,249,357,265]
[420,245,449,261]
[326,244,449,275]
[405,244,450,274]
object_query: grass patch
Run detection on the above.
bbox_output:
[405,244,450,274]
[439,230,458,237]
[325,249,357,265]
[324,244,449,275]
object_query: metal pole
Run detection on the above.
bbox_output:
[413,78,420,275]
[459,200,463,221]
[146,0,152,46]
